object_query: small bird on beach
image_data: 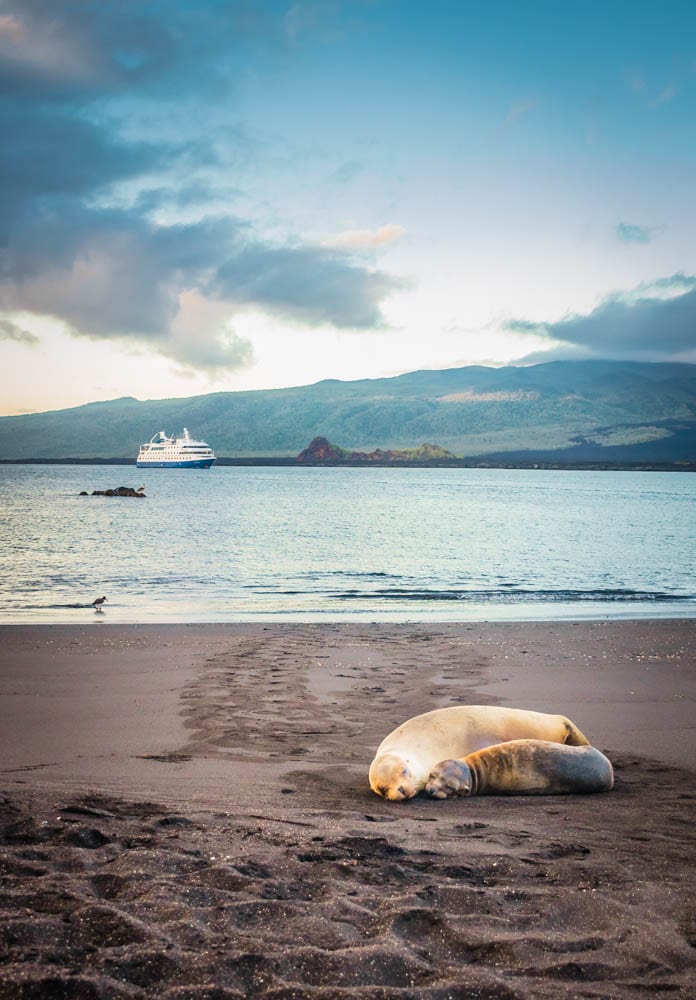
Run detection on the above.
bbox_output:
[92,596,107,612]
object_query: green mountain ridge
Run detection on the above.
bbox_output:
[1,360,695,462]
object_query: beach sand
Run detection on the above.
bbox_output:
[0,620,695,998]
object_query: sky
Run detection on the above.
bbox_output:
[1,0,695,416]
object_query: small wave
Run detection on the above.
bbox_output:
[328,588,693,604]
[310,570,396,578]
[45,603,98,609]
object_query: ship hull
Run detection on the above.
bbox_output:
[136,459,216,469]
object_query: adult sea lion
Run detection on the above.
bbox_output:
[369,705,592,801]
[425,739,613,798]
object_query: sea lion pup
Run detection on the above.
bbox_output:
[369,705,591,801]
[425,740,613,798]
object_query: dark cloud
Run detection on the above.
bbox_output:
[1,214,238,338]
[211,245,407,329]
[0,103,169,272]
[506,275,696,361]
[615,222,665,244]
[0,1,402,371]
[0,1,264,98]
[0,318,38,344]
[0,201,404,350]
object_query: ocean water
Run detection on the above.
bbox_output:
[0,464,694,624]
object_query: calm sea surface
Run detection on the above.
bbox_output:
[1,465,694,624]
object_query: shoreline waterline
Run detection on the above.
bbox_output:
[2,605,695,626]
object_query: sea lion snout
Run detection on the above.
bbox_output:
[383,768,418,800]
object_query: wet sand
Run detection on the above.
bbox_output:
[0,620,695,998]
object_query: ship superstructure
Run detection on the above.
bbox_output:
[136,428,216,468]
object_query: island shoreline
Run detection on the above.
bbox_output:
[2,457,695,471]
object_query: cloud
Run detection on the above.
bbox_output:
[0,103,167,242]
[650,85,678,107]
[322,224,406,250]
[328,160,364,186]
[624,63,681,109]
[0,209,406,345]
[0,1,403,372]
[0,214,238,338]
[625,70,646,93]
[285,3,340,40]
[168,326,254,373]
[504,98,537,125]
[166,290,254,373]
[0,14,21,40]
[210,244,407,328]
[505,274,696,361]
[0,318,39,345]
[615,222,666,244]
[0,1,240,95]
[0,8,95,83]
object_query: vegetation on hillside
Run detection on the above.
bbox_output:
[0,361,694,463]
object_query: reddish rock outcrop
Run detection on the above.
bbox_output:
[296,438,455,464]
[296,437,350,463]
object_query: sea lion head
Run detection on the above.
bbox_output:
[424,758,473,799]
[369,752,419,801]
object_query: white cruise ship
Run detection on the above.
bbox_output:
[136,428,216,468]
